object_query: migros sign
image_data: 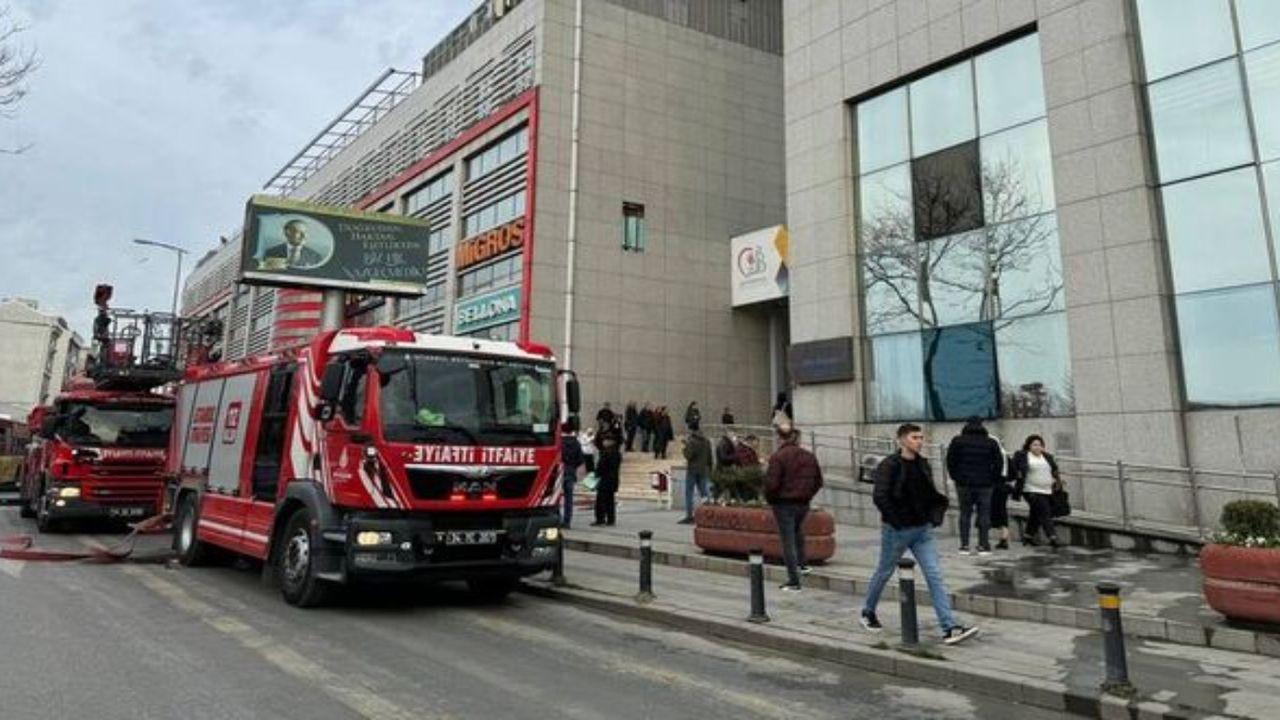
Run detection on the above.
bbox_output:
[457,216,525,271]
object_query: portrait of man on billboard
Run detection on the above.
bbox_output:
[255,215,334,271]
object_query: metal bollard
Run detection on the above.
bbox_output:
[636,530,654,603]
[747,548,770,623]
[551,533,566,587]
[1096,582,1136,696]
[897,558,919,646]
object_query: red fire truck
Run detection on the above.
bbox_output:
[17,286,181,532]
[168,326,580,607]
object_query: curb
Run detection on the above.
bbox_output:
[563,535,1280,659]
[523,579,1240,720]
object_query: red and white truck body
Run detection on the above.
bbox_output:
[169,326,575,606]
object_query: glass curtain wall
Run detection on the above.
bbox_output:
[1136,0,1280,406]
[855,33,1073,422]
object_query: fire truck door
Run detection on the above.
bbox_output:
[243,364,296,555]
[201,373,259,556]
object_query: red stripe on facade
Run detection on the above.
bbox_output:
[275,302,323,313]
[274,318,322,331]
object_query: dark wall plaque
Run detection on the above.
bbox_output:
[789,337,855,385]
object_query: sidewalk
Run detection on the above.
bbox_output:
[531,547,1277,719]
[561,503,1279,657]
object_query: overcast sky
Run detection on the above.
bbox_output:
[1,0,475,337]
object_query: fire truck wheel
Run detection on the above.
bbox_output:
[174,494,211,566]
[467,576,520,603]
[279,509,333,608]
[35,480,60,533]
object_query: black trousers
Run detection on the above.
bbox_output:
[594,487,616,525]
[771,503,809,586]
[1024,492,1057,541]
[625,426,636,451]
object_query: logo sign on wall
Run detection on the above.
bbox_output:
[240,195,431,296]
[457,217,525,271]
[454,285,522,335]
[730,225,790,307]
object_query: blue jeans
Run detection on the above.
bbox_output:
[957,486,993,548]
[772,503,809,586]
[562,468,576,527]
[683,469,709,519]
[862,524,959,633]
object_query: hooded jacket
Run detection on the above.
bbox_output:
[945,421,1004,489]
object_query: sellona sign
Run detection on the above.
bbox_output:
[454,285,521,334]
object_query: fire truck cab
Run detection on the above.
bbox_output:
[169,326,580,607]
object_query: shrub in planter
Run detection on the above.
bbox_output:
[694,463,836,563]
[1201,500,1280,625]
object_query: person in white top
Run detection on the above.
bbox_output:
[1010,434,1062,548]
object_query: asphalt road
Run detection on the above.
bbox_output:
[0,507,1073,720]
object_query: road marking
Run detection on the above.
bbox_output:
[467,613,810,720]
[119,566,449,720]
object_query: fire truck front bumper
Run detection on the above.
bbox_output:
[42,493,157,522]
[328,509,562,580]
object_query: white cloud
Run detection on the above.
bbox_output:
[0,0,476,336]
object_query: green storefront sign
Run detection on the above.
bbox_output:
[454,285,521,334]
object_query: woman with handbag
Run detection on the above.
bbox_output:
[1010,434,1064,548]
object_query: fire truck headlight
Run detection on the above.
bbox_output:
[355,531,393,547]
[539,527,559,543]
[57,486,81,499]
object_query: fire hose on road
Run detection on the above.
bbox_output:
[0,513,173,563]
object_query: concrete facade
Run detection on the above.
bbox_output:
[783,0,1280,506]
[0,299,82,418]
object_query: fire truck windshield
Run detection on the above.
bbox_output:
[56,402,175,448]
[378,351,555,447]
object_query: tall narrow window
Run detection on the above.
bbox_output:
[623,202,646,252]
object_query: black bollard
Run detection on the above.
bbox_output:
[636,530,654,603]
[551,532,566,587]
[748,548,770,623]
[898,558,919,646]
[1096,582,1135,696]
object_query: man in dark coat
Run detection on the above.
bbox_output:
[638,403,654,453]
[559,421,584,528]
[764,423,823,591]
[623,402,638,452]
[860,423,979,646]
[945,417,1005,555]
[679,423,712,524]
[591,436,621,526]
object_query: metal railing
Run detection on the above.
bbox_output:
[702,423,1280,540]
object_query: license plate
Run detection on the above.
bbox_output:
[441,530,499,545]
[108,507,147,519]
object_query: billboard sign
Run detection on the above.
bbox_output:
[730,225,790,307]
[240,195,430,296]
[454,285,521,335]
[788,337,855,385]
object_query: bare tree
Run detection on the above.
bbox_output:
[1,4,38,154]
[860,151,1072,419]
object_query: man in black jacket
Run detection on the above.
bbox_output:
[764,423,823,592]
[860,423,979,646]
[945,417,1004,555]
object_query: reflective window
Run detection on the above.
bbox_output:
[466,127,528,183]
[981,120,1055,223]
[1135,0,1235,81]
[912,141,983,240]
[1245,44,1280,162]
[405,171,454,215]
[1148,60,1254,183]
[909,62,976,157]
[922,323,998,421]
[975,35,1046,134]
[857,88,910,174]
[867,333,925,421]
[987,214,1065,319]
[1265,161,1280,272]
[1236,0,1280,52]
[1162,168,1271,293]
[859,163,913,243]
[861,218,920,335]
[996,312,1074,418]
[919,231,987,328]
[1176,284,1280,406]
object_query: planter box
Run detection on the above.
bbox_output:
[1201,543,1280,625]
[692,504,836,563]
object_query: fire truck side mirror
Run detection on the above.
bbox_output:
[315,363,346,421]
[39,416,58,439]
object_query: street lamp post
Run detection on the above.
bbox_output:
[132,238,189,317]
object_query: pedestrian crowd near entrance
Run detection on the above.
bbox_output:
[559,389,1073,647]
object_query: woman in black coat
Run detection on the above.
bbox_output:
[1009,434,1063,547]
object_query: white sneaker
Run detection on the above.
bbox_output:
[957,546,971,556]
[800,565,813,575]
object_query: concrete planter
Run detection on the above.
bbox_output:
[1200,543,1280,625]
[692,504,836,563]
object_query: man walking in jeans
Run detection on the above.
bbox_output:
[945,417,1004,556]
[764,423,823,592]
[861,423,979,645]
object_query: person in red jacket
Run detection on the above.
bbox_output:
[764,423,823,592]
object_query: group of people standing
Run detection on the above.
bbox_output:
[620,402,676,459]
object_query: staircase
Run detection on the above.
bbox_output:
[574,440,684,507]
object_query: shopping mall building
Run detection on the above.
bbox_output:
[183,0,788,424]
[185,0,1280,519]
